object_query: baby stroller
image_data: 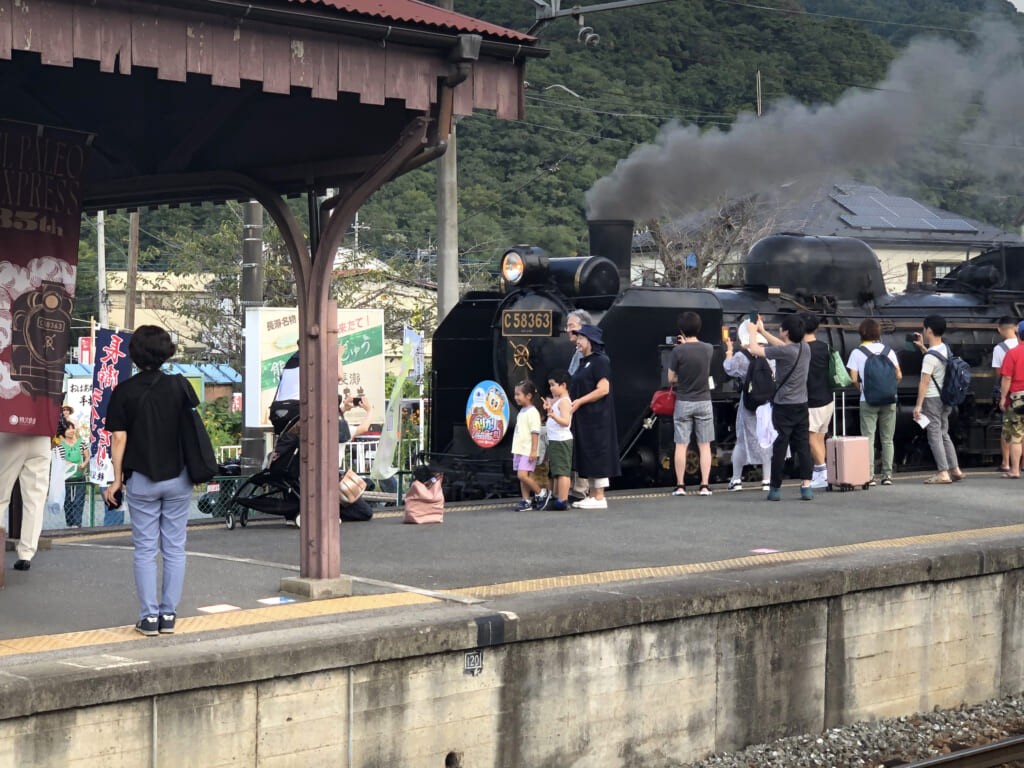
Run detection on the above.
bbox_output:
[227,399,373,529]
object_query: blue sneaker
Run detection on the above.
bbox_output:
[800,486,814,501]
[765,487,781,502]
[135,616,159,636]
[514,499,532,512]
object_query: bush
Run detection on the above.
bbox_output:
[198,396,242,452]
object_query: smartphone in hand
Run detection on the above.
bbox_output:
[105,488,123,511]
[748,310,758,323]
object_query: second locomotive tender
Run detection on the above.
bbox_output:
[430,219,1020,492]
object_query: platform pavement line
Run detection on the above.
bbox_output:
[440,523,1024,600]
[0,591,435,658]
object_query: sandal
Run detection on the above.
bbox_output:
[699,484,712,496]
[672,485,687,496]
[923,474,953,484]
[951,471,965,482]
[998,466,1012,473]
[1002,472,1020,479]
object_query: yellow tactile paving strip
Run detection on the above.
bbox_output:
[442,523,1024,600]
[0,592,433,658]
[5,514,1022,660]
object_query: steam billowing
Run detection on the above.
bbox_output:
[585,21,1024,221]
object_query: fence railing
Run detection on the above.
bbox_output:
[340,436,422,474]
[217,445,241,462]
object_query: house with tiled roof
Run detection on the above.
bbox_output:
[775,183,1021,293]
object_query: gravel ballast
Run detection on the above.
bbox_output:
[679,694,1024,767]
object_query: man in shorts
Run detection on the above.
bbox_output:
[667,311,715,497]
[998,320,1024,479]
[802,313,835,489]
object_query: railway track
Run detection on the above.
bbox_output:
[899,734,1024,768]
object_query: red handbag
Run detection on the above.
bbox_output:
[650,387,675,416]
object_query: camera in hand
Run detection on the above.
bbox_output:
[105,488,123,511]
[352,397,362,407]
[905,333,917,342]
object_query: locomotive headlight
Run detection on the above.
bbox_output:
[502,250,526,284]
[501,246,550,288]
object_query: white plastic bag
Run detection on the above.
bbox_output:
[756,403,778,450]
[44,447,66,528]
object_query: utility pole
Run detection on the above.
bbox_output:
[240,201,265,475]
[124,210,139,330]
[756,70,762,117]
[436,0,459,323]
[96,211,108,327]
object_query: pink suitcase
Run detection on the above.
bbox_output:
[826,392,872,491]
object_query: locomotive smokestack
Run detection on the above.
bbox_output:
[906,261,920,291]
[587,219,634,289]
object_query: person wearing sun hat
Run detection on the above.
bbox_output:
[568,324,620,509]
[723,318,774,492]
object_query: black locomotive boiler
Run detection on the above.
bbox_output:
[429,220,1023,495]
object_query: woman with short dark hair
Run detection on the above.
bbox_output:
[103,325,196,637]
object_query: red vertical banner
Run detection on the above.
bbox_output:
[0,120,90,437]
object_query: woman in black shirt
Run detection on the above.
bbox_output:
[103,326,196,637]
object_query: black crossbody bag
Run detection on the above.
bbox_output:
[175,375,219,483]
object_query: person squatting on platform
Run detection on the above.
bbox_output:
[511,379,546,511]
[911,314,964,485]
[802,312,836,490]
[543,370,574,511]
[723,319,774,492]
[993,316,1021,474]
[846,318,902,487]
[667,311,715,497]
[748,315,814,501]
[997,320,1024,479]
[104,325,195,637]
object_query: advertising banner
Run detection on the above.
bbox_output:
[0,120,90,437]
[466,380,510,448]
[65,376,93,426]
[244,307,385,429]
[89,329,133,485]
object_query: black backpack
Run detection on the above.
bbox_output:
[742,351,776,411]
[925,348,972,407]
[857,345,898,405]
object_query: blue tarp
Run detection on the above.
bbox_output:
[65,362,241,384]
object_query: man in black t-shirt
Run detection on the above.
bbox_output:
[802,313,834,489]
[666,312,715,497]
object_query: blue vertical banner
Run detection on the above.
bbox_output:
[88,328,132,484]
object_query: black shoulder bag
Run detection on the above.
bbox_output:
[176,375,219,484]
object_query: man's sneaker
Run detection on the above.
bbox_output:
[672,485,687,496]
[762,484,771,492]
[158,613,176,634]
[551,499,568,511]
[533,489,551,510]
[727,480,743,492]
[572,496,608,509]
[868,478,877,487]
[800,486,814,501]
[514,499,532,512]
[135,616,159,637]
[810,477,829,489]
[765,487,781,501]
[880,476,893,486]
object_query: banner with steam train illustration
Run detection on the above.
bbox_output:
[0,119,89,437]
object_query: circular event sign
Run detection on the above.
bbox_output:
[465,380,510,448]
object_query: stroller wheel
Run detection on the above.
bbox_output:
[225,513,236,530]
[239,510,248,527]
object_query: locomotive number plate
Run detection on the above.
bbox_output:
[501,309,553,337]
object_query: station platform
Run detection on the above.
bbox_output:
[1,467,1021,649]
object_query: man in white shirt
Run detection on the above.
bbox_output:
[992,316,1020,472]
[911,314,964,484]
[846,318,902,486]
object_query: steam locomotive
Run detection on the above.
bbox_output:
[429,219,1023,495]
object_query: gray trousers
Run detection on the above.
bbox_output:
[922,396,959,472]
[126,467,192,619]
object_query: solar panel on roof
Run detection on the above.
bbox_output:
[841,214,896,229]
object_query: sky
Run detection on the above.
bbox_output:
[1013,1,1024,11]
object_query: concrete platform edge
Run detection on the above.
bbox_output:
[1,532,1022,722]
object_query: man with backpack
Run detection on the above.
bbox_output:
[802,313,835,490]
[846,318,902,486]
[992,316,1020,474]
[911,314,965,484]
